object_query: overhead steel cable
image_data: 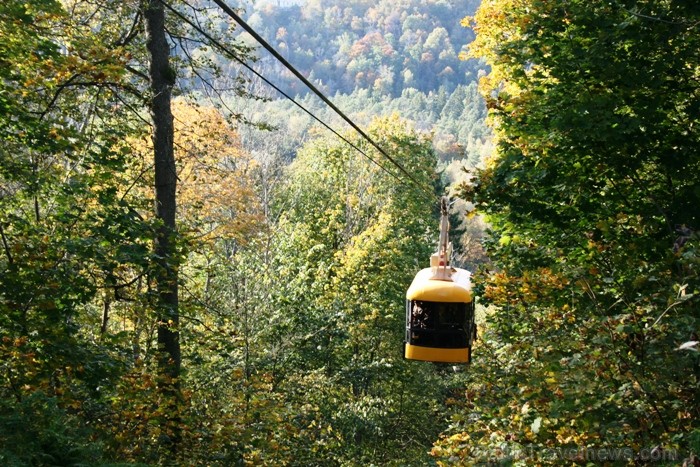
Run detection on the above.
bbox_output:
[159,1,406,183]
[209,0,438,203]
[160,0,418,191]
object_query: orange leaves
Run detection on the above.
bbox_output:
[104,370,165,460]
[350,31,393,57]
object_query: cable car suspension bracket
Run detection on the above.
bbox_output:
[430,196,454,281]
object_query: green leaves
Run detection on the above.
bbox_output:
[444,0,700,463]
[243,116,461,463]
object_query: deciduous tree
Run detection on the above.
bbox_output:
[437,0,700,463]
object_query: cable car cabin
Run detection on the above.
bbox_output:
[405,267,476,363]
[404,196,476,364]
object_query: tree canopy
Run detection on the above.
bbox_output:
[439,0,700,463]
[1,0,698,465]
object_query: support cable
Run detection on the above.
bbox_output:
[160,0,416,191]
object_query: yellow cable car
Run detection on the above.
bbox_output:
[404,197,477,363]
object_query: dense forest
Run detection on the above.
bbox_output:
[0,1,698,466]
[211,0,492,165]
[235,0,482,96]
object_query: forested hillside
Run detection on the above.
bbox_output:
[0,0,698,465]
[212,0,491,164]
[236,0,482,96]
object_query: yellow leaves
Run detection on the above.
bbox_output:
[26,35,128,94]
[484,268,570,307]
[464,0,563,160]
[124,99,264,244]
[430,431,472,464]
[67,399,82,410]
[554,425,597,446]
[172,100,263,244]
[466,0,527,61]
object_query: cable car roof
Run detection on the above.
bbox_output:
[406,267,472,303]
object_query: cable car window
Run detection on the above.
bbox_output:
[406,300,473,349]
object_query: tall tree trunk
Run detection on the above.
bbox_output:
[144,0,181,455]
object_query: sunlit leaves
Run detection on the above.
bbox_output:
[442,0,700,463]
[173,100,264,245]
[246,115,462,463]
